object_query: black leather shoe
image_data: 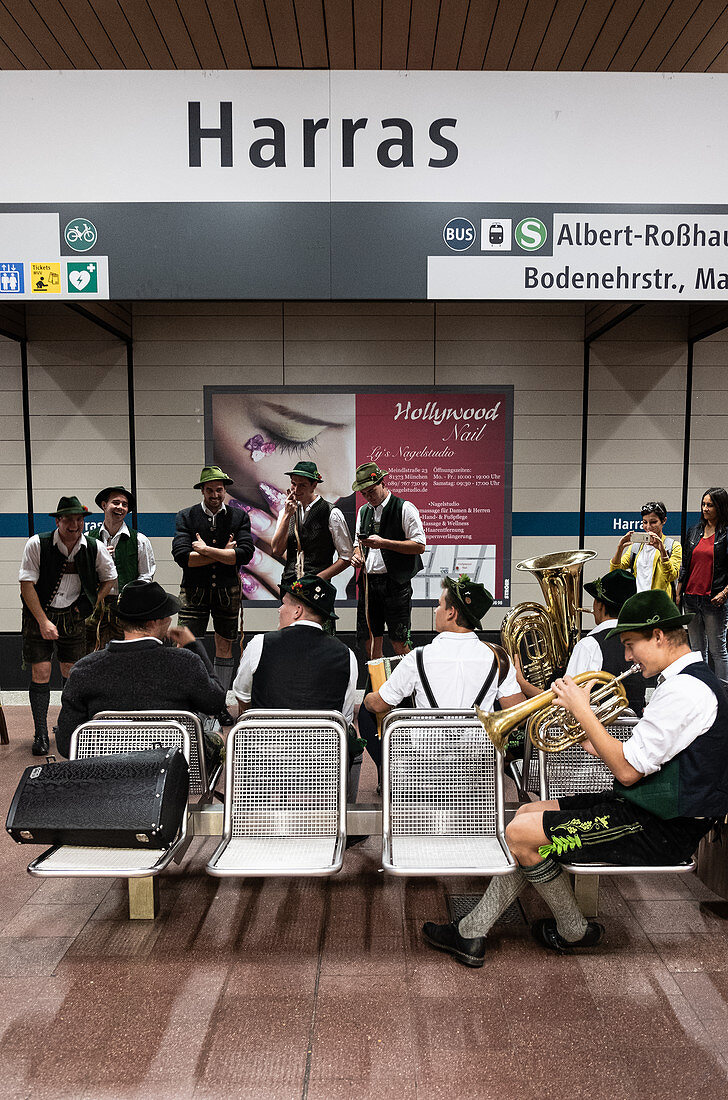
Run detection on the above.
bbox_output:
[531,918,605,955]
[31,731,49,756]
[217,708,235,727]
[422,921,486,968]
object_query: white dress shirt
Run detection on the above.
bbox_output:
[622,652,717,777]
[233,620,358,723]
[378,630,520,712]
[565,620,618,677]
[355,492,426,574]
[19,530,117,608]
[96,521,156,593]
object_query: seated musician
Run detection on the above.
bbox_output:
[515,569,646,715]
[56,580,226,760]
[232,575,358,722]
[422,590,728,965]
[360,576,526,777]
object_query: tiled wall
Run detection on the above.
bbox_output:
[1,299,720,640]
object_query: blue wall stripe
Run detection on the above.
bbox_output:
[0,512,699,541]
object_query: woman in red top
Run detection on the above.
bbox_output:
[677,487,728,685]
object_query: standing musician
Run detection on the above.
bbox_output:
[19,495,117,755]
[270,459,354,593]
[172,465,254,726]
[85,485,156,650]
[350,462,426,660]
[515,569,645,715]
[422,590,728,966]
[360,576,526,780]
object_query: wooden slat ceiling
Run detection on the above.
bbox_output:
[1,0,727,72]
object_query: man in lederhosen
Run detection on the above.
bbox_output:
[85,485,156,650]
[350,462,426,660]
[270,459,353,604]
[172,465,254,725]
[19,495,117,755]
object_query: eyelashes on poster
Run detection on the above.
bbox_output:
[206,387,513,606]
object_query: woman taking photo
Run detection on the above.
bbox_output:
[610,500,681,593]
[676,487,728,686]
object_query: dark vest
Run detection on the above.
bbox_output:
[614,661,728,819]
[250,626,351,711]
[281,499,336,585]
[594,628,646,716]
[30,532,100,614]
[88,528,139,590]
[180,505,240,586]
[359,494,423,581]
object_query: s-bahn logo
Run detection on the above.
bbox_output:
[515,217,547,252]
[64,219,97,252]
[443,217,476,252]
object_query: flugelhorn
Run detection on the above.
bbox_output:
[500,550,597,689]
[476,664,640,754]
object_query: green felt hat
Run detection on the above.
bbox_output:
[352,462,388,493]
[281,575,338,620]
[443,573,493,629]
[194,465,233,490]
[284,460,323,483]
[584,570,636,611]
[49,495,89,518]
[606,589,692,638]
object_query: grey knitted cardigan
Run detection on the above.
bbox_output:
[56,638,226,757]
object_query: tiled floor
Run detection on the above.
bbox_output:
[2,706,728,1099]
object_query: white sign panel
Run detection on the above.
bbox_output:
[0,71,727,203]
[429,214,728,301]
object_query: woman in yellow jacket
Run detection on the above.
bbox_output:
[610,500,682,593]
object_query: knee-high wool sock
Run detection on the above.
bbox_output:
[214,656,235,692]
[29,681,51,738]
[458,870,526,938]
[521,858,588,942]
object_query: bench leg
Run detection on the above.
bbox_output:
[573,873,600,918]
[128,876,159,920]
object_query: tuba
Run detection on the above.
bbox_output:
[477,665,640,754]
[500,549,597,688]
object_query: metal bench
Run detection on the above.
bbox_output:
[27,719,191,919]
[381,711,518,877]
[93,709,221,802]
[206,710,347,878]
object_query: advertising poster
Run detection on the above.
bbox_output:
[205,387,513,606]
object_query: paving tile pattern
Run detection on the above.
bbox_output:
[2,706,728,1098]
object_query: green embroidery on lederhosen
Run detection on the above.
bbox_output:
[538,813,643,859]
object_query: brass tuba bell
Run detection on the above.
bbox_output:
[476,664,640,754]
[500,549,597,689]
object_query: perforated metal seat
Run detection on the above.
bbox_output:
[28,720,190,882]
[382,712,517,876]
[206,710,347,877]
[525,715,639,801]
[93,709,219,799]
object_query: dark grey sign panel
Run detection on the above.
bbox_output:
[3,202,728,299]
